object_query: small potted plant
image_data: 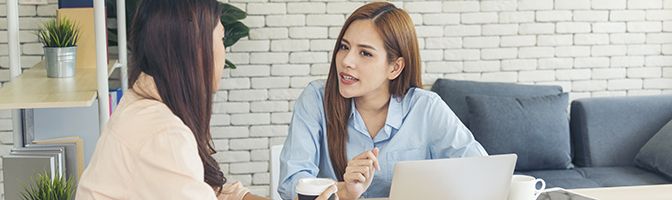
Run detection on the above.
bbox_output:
[37,17,80,78]
[20,172,75,200]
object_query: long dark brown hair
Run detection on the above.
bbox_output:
[325,2,422,181]
[128,0,226,191]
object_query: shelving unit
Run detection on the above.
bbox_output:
[0,60,119,110]
[2,0,128,198]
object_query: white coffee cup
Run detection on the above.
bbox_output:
[508,175,546,200]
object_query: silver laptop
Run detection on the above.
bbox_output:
[388,154,517,200]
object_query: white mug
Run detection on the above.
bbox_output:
[508,175,546,200]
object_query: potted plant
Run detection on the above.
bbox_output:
[20,172,75,200]
[37,17,80,78]
[105,1,249,69]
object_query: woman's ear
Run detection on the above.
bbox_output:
[387,57,405,80]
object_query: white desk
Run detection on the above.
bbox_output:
[363,184,672,200]
[570,184,672,200]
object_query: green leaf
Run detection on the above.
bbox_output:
[223,21,249,47]
[36,18,80,47]
[20,171,74,200]
[104,1,249,70]
[220,3,247,23]
[225,59,236,69]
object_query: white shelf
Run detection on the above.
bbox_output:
[0,59,120,110]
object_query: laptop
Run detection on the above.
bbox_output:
[387,154,517,200]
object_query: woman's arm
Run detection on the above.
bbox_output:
[427,95,488,158]
[279,82,327,200]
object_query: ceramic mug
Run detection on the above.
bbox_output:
[509,175,546,200]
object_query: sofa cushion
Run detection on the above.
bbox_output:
[466,93,571,171]
[635,118,672,179]
[430,79,562,127]
[517,167,671,189]
[576,167,671,187]
[570,95,672,167]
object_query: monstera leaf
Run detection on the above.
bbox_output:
[106,1,249,69]
[219,3,249,69]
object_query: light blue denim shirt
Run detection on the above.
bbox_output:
[278,80,487,199]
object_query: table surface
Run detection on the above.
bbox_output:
[362,184,672,200]
[570,184,672,200]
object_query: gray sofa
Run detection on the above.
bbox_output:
[431,79,672,189]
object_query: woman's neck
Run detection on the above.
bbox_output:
[354,89,390,113]
[354,87,391,138]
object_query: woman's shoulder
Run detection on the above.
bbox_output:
[106,91,191,148]
[404,87,443,106]
[115,94,184,127]
[296,79,327,103]
[305,79,327,95]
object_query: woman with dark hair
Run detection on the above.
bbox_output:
[279,2,487,200]
[75,0,335,199]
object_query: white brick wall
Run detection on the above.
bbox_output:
[1,0,671,199]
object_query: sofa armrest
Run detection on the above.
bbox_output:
[570,95,672,167]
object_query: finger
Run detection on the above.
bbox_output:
[355,149,380,171]
[316,184,338,200]
[360,148,380,171]
[346,166,370,180]
[344,172,366,183]
[355,150,375,160]
[372,148,380,171]
[352,149,380,171]
[348,159,373,167]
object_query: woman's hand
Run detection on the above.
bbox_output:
[339,148,380,200]
[316,184,339,200]
[293,184,339,200]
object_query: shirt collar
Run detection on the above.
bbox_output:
[348,95,405,135]
[385,96,403,130]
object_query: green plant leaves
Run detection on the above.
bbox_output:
[225,59,236,69]
[220,3,246,23]
[20,171,74,200]
[223,21,249,48]
[105,1,248,69]
[219,3,250,69]
[37,18,80,48]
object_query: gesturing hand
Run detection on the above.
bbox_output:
[341,148,380,199]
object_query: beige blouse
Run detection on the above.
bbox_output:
[76,73,249,200]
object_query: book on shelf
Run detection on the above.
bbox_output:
[31,136,85,181]
[108,94,113,114]
[109,87,123,114]
[2,155,59,200]
[9,147,66,179]
[58,0,93,8]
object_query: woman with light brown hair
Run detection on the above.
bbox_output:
[278,2,487,200]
